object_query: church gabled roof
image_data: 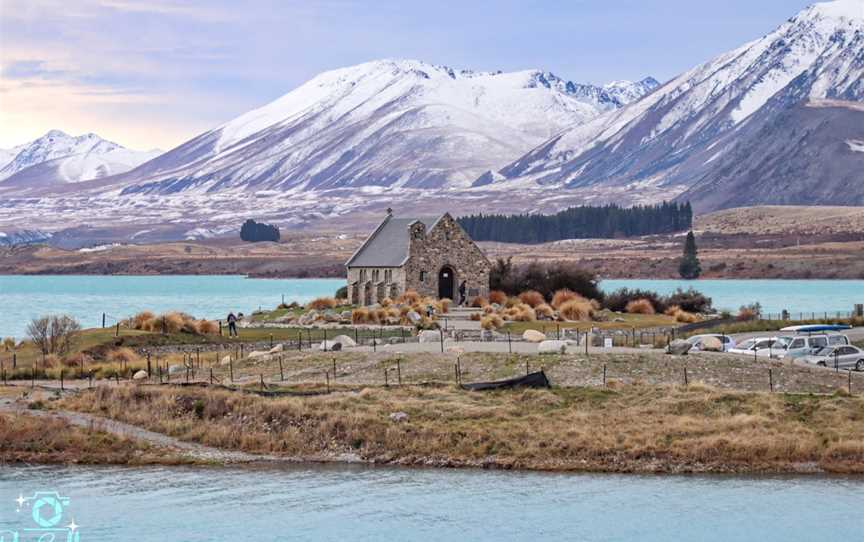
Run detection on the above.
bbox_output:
[346,214,444,267]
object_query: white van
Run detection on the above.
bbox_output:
[777,334,850,359]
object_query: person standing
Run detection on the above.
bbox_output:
[458,281,467,306]
[227,312,238,337]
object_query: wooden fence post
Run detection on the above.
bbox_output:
[279,356,285,382]
[683,367,688,387]
[603,364,607,387]
[229,358,234,383]
[769,368,774,392]
[397,358,402,385]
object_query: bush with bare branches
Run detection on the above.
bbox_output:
[26,315,81,356]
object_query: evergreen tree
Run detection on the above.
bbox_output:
[240,219,280,242]
[678,231,701,279]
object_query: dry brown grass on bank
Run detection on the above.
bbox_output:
[481,314,504,330]
[551,289,581,309]
[105,347,141,365]
[127,311,219,335]
[59,384,864,474]
[558,299,594,321]
[0,412,193,465]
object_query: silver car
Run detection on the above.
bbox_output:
[801,345,864,371]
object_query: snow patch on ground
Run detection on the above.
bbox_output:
[847,140,864,153]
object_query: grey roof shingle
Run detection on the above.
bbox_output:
[346,215,443,267]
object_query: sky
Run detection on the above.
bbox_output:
[0,0,814,151]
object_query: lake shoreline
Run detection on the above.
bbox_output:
[6,382,858,476]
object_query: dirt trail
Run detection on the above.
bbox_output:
[0,399,278,464]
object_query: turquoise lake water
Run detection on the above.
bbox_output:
[0,465,861,541]
[0,275,861,338]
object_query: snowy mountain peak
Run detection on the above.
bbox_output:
[804,0,864,22]
[0,130,160,185]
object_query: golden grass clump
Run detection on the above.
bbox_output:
[558,299,594,321]
[488,290,507,305]
[551,289,582,309]
[535,303,554,320]
[625,299,655,315]
[480,314,504,330]
[469,313,482,321]
[196,319,220,334]
[439,298,451,313]
[483,305,495,315]
[515,305,537,322]
[130,311,155,330]
[352,307,370,324]
[380,297,393,308]
[518,290,545,308]
[397,290,420,305]
[105,347,141,364]
[674,309,699,323]
[307,297,337,311]
[470,296,489,308]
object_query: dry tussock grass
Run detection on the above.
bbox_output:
[59,385,864,473]
[551,289,582,309]
[488,290,508,305]
[558,299,594,321]
[471,296,489,308]
[535,304,555,320]
[518,290,545,308]
[127,311,218,335]
[397,290,421,305]
[625,299,655,315]
[105,347,140,364]
[481,314,504,330]
[307,297,338,310]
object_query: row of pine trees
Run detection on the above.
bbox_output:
[458,202,693,243]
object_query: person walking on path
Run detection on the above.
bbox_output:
[227,312,238,337]
[458,281,467,306]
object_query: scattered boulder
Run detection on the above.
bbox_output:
[220,356,231,366]
[323,310,340,323]
[331,335,357,348]
[389,411,409,423]
[523,329,546,343]
[538,340,569,354]
[406,311,422,324]
[269,343,284,353]
[341,310,353,321]
[700,336,723,352]
[132,370,148,381]
[418,330,441,343]
[667,340,692,356]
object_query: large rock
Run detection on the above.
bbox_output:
[331,335,357,348]
[323,310,340,323]
[418,330,442,343]
[269,343,284,353]
[700,336,723,352]
[132,370,148,381]
[406,311,422,324]
[341,310,353,321]
[318,340,343,351]
[389,411,409,423]
[668,340,692,356]
[523,329,546,343]
[538,340,569,354]
[220,355,232,366]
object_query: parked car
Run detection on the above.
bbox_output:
[776,334,850,359]
[728,337,790,357]
[800,345,864,370]
[686,334,736,352]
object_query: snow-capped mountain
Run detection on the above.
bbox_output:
[487,0,864,211]
[0,130,160,187]
[112,60,656,195]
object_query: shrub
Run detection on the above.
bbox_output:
[2,337,14,351]
[558,299,594,321]
[470,296,488,308]
[439,298,451,313]
[515,305,537,322]
[535,303,554,320]
[737,303,762,322]
[163,312,186,333]
[488,290,508,305]
[26,315,81,356]
[664,287,712,313]
[470,313,482,321]
[551,289,580,309]
[480,314,504,330]
[674,310,699,323]
[334,285,348,299]
[380,297,393,308]
[625,299,655,315]
[240,219,280,242]
[504,297,521,308]
[307,297,337,311]
[197,320,220,334]
[492,259,602,301]
[63,352,92,368]
[518,290,545,308]
[604,288,666,313]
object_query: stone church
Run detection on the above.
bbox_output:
[346,211,491,306]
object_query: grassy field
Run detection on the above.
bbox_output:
[58,383,864,473]
[504,311,677,335]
